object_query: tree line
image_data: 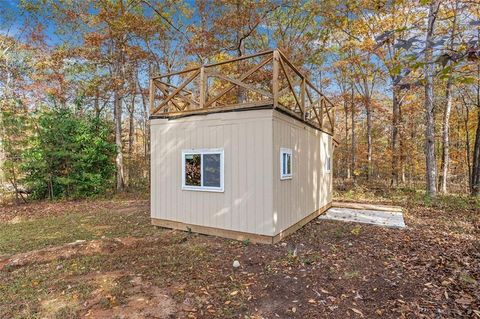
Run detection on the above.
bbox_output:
[0,0,479,201]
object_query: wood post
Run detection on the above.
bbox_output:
[199,66,206,109]
[301,78,306,120]
[272,50,279,108]
[319,97,324,129]
[149,78,155,114]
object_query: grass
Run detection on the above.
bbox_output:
[0,188,478,318]
[0,209,156,255]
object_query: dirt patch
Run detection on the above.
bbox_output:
[83,275,177,319]
[0,236,155,270]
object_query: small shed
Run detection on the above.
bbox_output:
[149,49,335,244]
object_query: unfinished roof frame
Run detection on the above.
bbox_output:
[149,49,335,135]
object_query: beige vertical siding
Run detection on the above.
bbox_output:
[271,111,332,234]
[151,109,274,236]
[151,108,332,238]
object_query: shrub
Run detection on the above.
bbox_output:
[22,107,116,199]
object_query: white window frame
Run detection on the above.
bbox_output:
[181,148,224,192]
[280,148,293,180]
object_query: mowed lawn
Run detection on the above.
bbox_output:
[0,193,479,319]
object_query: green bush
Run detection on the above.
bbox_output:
[22,108,116,199]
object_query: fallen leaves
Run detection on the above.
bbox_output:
[350,307,364,317]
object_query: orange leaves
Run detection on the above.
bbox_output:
[84,33,107,48]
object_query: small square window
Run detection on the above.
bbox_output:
[280,148,292,180]
[182,149,224,192]
[325,154,331,173]
[325,136,332,173]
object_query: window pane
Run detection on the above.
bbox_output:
[185,154,201,186]
[203,153,221,187]
[287,154,291,174]
[282,153,287,175]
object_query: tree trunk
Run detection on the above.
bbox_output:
[461,97,472,191]
[114,88,125,191]
[137,73,149,162]
[391,84,400,186]
[423,0,440,197]
[366,100,372,180]
[128,95,135,157]
[94,87,101,118]
[439,77,452,193]
[438,2,457,194]
[472,92,480,196]
[113,1,126,192]
[350,84,356,183]
[344,94,350,179]
[399,102,406,184]
[470,26,480,196]
[471,106,480,196]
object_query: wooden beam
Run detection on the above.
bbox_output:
[323,98,332,129]
[149,79,155,114]
[208,70,273,98]
[278,50,304,79]
[273,50,279,108]
[204,49,274,68]
[312,101,322,128]
[152,66,200,79]
[301,78,306,121]
[152,69,200,115]
[199,66,206,109]
[278,79,301,98]
[154,81,182,111]
[157,80,193,95]
[205,56,272,108]
[155,81,200,109]
[279,58,303,115]
[158,100,273,118]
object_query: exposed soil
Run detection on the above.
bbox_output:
[0,197,478,318]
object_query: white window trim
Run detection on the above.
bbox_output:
[280,147,293,180]
[181,148,224,192]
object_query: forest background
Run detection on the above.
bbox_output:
[1,0,480,202]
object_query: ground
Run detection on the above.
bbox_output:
[0,187,479,319]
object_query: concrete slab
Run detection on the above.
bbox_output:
[319,207,406,228]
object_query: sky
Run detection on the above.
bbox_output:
[1,0,61,45]
[0,0,392,96]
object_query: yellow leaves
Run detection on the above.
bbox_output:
[351,226,362,236]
